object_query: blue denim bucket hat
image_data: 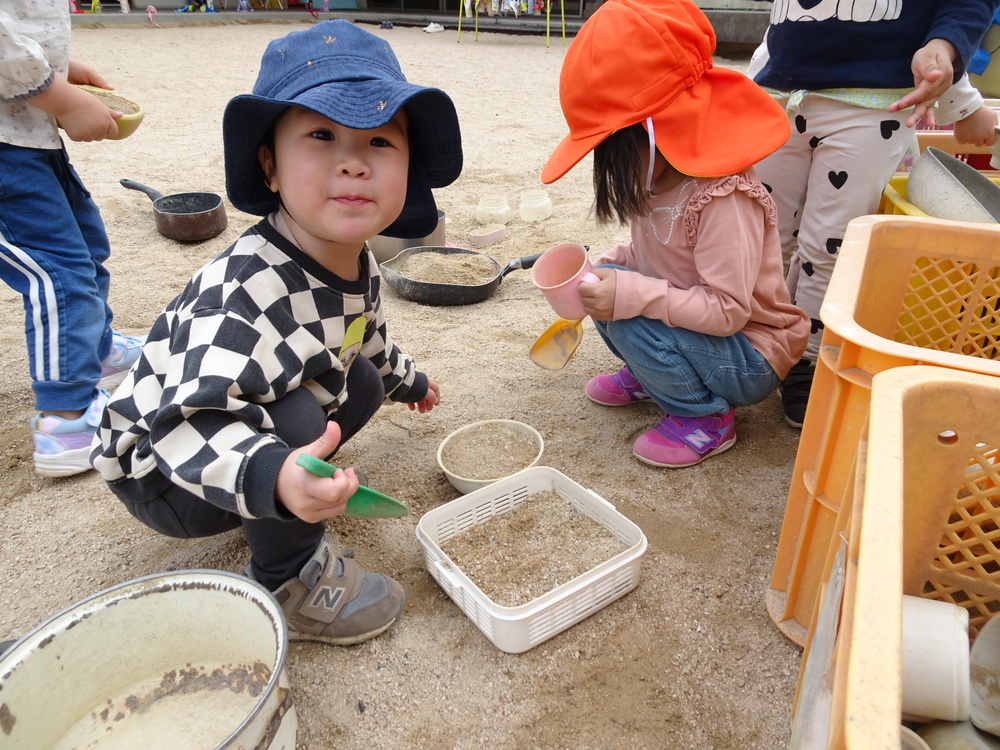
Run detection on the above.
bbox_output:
[223,20,463,238]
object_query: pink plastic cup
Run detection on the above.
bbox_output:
[530,242,599,320]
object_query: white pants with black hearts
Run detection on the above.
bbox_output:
[754,95,916,363]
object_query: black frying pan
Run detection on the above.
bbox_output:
[121,179,228,242]
[379,246,540,306]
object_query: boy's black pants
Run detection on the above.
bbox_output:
[118,357,384,590]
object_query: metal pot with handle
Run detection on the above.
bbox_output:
[121,179,228,242]
[379,247,541,306]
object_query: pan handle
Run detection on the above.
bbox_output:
[500,252,543,279]
[120,179,165,202]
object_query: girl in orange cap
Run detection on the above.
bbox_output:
[541,0,810,468]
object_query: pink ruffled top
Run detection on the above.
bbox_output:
[594,170,809,380]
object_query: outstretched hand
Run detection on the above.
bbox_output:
[889,38,956,127]
[275,421,359,523]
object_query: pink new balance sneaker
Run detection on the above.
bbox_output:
[585,366,651,406]
[632,409,736,468]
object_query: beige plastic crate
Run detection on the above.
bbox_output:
[769,215,1000,646]
[792,366,1000,749]
[415,466,647,654]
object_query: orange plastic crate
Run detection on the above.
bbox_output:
[792,366,1000,749]
[768,215,1000,646]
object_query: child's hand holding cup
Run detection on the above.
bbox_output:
[530,242,599,320]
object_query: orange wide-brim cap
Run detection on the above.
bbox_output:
[541,0,790,184]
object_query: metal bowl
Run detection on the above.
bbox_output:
[0,570,295,749]
[366,209,446,264]
[907,147,1000,223]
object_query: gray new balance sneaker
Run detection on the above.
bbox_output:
[270,537,405,646]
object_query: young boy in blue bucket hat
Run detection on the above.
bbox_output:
[91,20,463,645]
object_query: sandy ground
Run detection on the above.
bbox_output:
[0,21,804,749]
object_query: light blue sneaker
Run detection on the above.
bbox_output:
[31,389,110,478]
[98,331,146,390]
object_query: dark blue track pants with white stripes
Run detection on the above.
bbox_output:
[0,142,113,412]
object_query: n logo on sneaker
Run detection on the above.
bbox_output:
[310,585,346,611]
[686,429,713,451]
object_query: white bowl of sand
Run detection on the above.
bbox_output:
[437,419,544,494]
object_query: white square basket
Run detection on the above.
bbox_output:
[415,466,647,654]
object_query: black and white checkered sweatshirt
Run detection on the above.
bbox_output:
[91,219,426,520]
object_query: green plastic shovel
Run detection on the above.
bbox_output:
[295,454,409,519]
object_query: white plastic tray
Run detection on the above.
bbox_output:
[415,466,647,653]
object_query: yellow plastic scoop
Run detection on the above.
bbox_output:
[295,454,409,519]
[529,318,585,370]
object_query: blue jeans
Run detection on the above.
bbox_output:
[0,143,114,411]
[593,268,779,417]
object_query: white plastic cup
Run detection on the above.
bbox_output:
[474,195,512,225]
[901,595,971,722]
[519,189,553,222]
